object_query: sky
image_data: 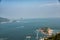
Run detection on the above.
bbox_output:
[0,0,60,19]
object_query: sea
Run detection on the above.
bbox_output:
[0,18,60,40]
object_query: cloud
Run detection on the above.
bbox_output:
[39,3,60,7]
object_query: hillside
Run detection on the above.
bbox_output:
[44,33,60,40]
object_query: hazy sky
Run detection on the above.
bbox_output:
[0,0,60,19]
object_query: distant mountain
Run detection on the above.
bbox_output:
[0,17,10,23]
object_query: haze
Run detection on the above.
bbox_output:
[0,0,60,19]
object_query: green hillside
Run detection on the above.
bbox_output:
[44,33,60,40]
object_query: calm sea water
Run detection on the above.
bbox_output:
[0,18,60,40]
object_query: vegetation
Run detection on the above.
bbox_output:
[44,33,60,40]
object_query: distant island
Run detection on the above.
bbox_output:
[0,17,23,23]
[0,17,10,23]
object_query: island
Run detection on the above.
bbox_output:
[0,17,10,23]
